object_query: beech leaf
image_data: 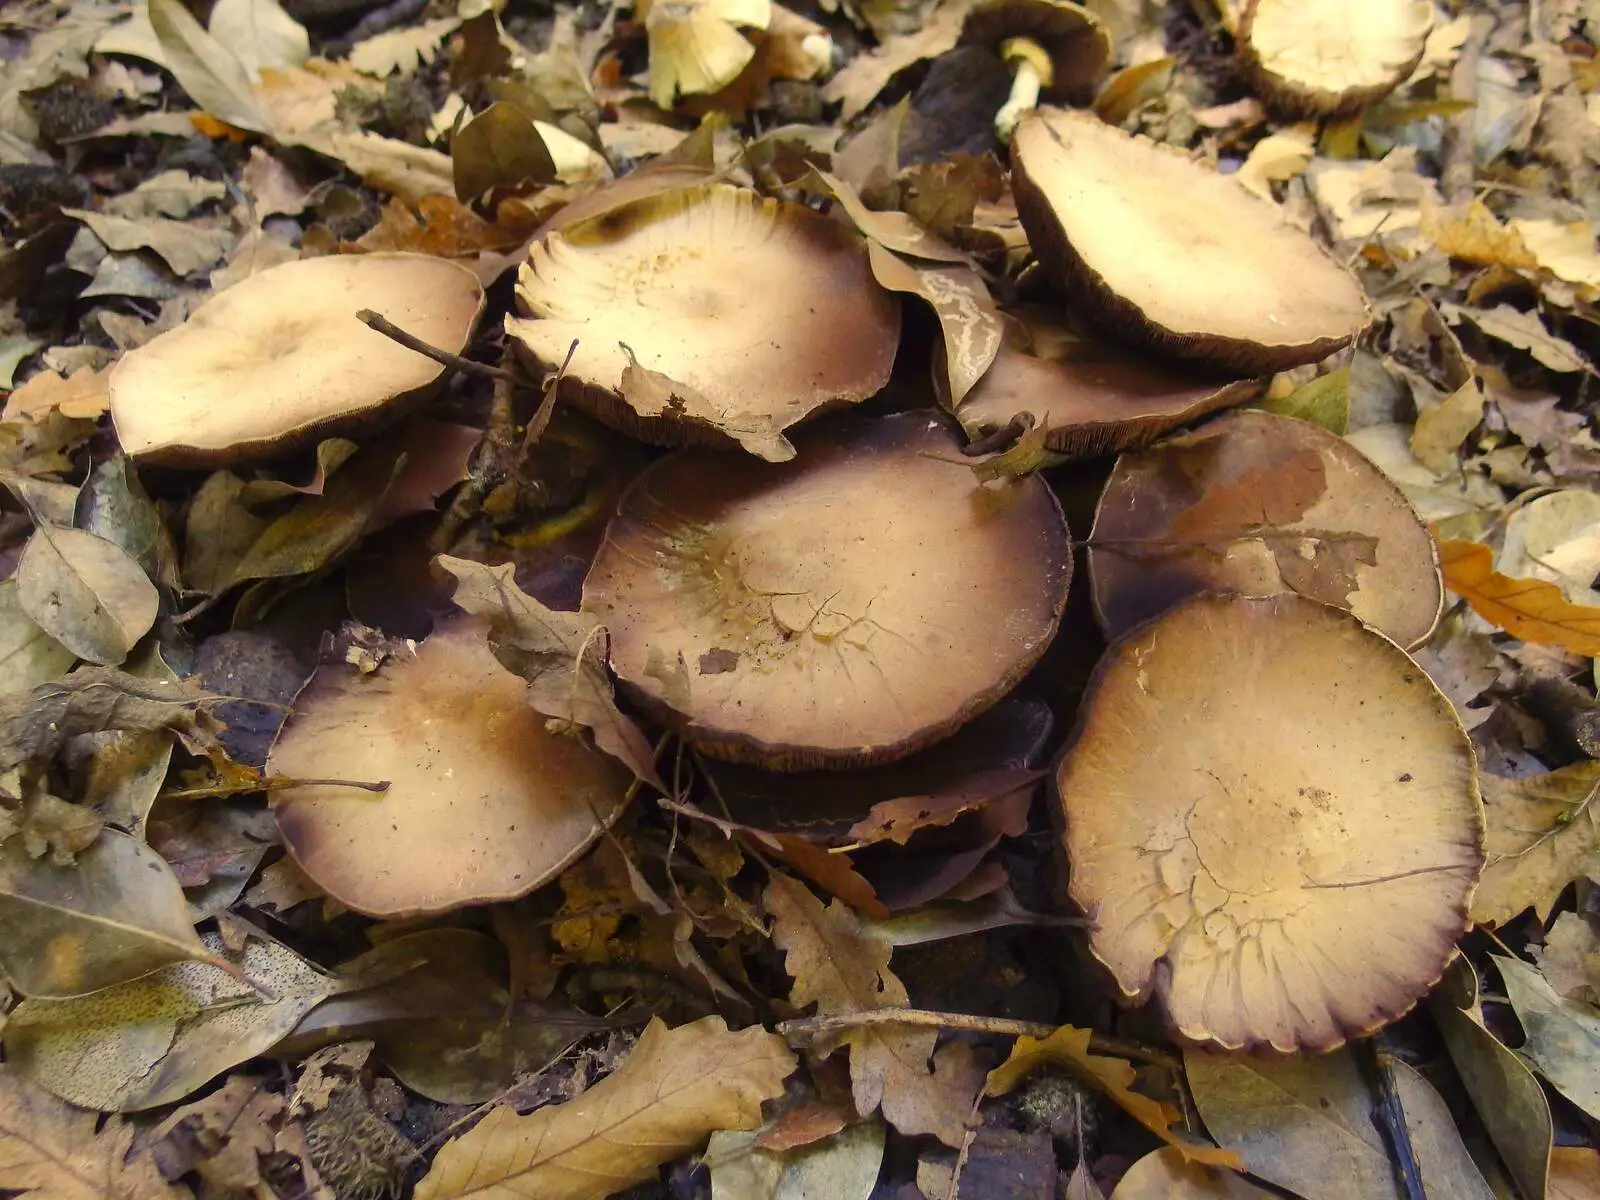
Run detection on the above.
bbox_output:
[16,526,158,667]
[1438,537,1600,656]
[414,1016,795,1200]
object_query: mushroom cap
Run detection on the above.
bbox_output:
[268,618,631,919]
[961,0,1111,103]
[1088,409,1443,647]
[1239,0,1434,117]
[506,183,900,461]
[109,253,485,466]
[581,411,1073,770]
[1058,592,1482,1053]
[955,340,1261,459]
[1010,107,1371,373]
[639,0,772,106]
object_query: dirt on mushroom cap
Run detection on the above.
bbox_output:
[581,411,1073,770]
[1057,592,1482,1054]
[1239,0,1434,117]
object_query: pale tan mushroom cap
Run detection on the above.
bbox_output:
[507,184,900,459]
[640,0,772,106]
[1241,0,1433,115]
[1010,108,1370,372]
[109,253,484,465]
[1089,409,1443,646]
[1059,592,1482,1053]
[269,618,631,918]
[582,412,1073,770]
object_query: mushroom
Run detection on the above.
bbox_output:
[1088,409,1443,646]
[1057,592,1482,1053]
[1010,107,1370,373]
[109,253,485,466]
[638,0,773,109]
[1239,0,1434,117]
[505,182,900,461]
[960,0,1111,141]
[268,618,631,919]
[581,411,1073,770]
[954,340,1261,459]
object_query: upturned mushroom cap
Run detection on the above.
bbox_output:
[639,0,773,108]
[268,618,631,918]
[581,411,1073,770]
[1239,0,1433,117]
[1088,409,1442,646]
[109,253,485,466]
[961,0,1111,104]
[1010,107,1371,373]
[506,183,900,461]
[1058,592,1482,1053]
[955,341,1261,459]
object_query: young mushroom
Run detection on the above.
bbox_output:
[506,183,900,461]
[638,0,773,109]
[581,412,1074,770]
[961,0,1111,141]
[109,253,485,466]
[268,619,631,919]
[1239,0,1434,117]
[1010,107,1370,373]
[1057,592,1483,1053]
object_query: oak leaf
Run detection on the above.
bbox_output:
[413,1016,794,1200]
[1472,761,1600,925]
[1438,538,1600,657]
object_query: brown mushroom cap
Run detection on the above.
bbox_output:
[1010,108,1371,373]
[1058,592,1482,1053]
[1239,0,1434,117]
[581,411,1073,770]
[961,0,1111,104]
[506,183,901,461]
[954,340,1261,459]
[1088,409,1443,646]
[268,618,631,918]
[109,253,485,466]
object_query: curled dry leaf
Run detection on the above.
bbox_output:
[415,1016,795,1200]
[864,243,1001,408]
[16,525,159,667]
[1494,954,1600,1122]
[1438,537,1600,658]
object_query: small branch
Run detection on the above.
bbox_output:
[357,309,519,384]
[161,776,390,801]
[962,412,1034,457]
[1369,1039,1427,1200]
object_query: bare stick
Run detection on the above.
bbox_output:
[161,776,390,801]
[357,309,519,383]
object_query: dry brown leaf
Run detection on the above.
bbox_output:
[820,0,975,120]
[1438,537,1600,656]
[1551,1146,1600,1200]
[764,874,979,1146]
[985,1026,1241,1169]
[414,1016,794,1200]
[1472,761,1600,925]
[1534,912,1600,1004]
[1421,199,1537,268]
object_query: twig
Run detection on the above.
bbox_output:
[356,309,519,383]
[1368,1038,1427,1200]
[161,776,390,801]
[961,413,1034,457]
[776,1008,1180,1071]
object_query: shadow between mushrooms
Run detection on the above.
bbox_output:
[1057,592,1483,1053]
[267,618,631,919]
[108,253,485,466]
[1009,107,1370,373]
[505,183,901,462]
[581,411,1073,770]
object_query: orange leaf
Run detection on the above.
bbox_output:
[1437,537,1600,656]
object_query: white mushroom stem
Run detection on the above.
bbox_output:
[800,30,834,77]
[995,36,1055,142]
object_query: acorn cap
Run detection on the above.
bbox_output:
[1239,0,1434,117]
[581,411,1074,770]
[955,340,1261,459]
[961,0,1111,104]
[108,253,485,466]
[1088,408,1442,646]
[1058,592,1482,1053]
[1010,107,1370,373]
[506,183,900,461]
[268,618,631,919]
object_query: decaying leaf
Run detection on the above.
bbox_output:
[414,1016,795,1200]
[15,525,159,667]
[1439,537,1600,659]
[1472,762,1600,926]
[1495,954,1600,1122]
[865,243,1001,408]
[1534,913,1600,1004]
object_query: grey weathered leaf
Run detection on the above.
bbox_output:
[147,0,271,131]
[16,525,159,666]
[0,580,75,699]
[1496,954,1600,1122]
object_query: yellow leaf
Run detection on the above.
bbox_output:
[1437,537,1600,655]
[1421,198,1537,269]
[984,1025,1242,1170]
[1472,761,1600,926]
[415,1016,795,1200]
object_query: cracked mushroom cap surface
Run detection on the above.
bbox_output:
[961,0,1112,103]
[1010,107,1370,373]
[581,411,1074,770]
[1057,592,1482,1053]
[506,183,900,461]
[108,253,485,466]
[1239,0,1434,116]
[268,618,631,919]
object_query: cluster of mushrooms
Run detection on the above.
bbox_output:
[103,0,1479,1057]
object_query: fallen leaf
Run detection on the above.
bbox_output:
[61,210,232,277]
[102,169,226,220]
[1439,302,1594,374]
[1473,762,1600,925]
[704,1117,884,1200]
[865,243,1001,407]
[986,1029,1237,1169]
[1255,365,1350,433]
[1234,127,1315,201]
[15,525,157,667]
[1108,1148,1272,1198]
[206,0,309,79]
[1497,489,1600,605]
[347,16,462,77]
[1510,217,1600,292]
[1534,912,1600,1003]
[1550,1146,1600,1200]
[0,581,74,700]
[1438,537,1600,657]
[149,1076,284,1192]
[1495,954,1600,1121]
[414,1016,795,1200]
[820,0,974,120]
[1411,379,1485,474]
[1,367,111,422]
[78,454,182,590]
[0,1065,187,1200]
[451,102,557,204]
[147,0,270,131]
[1421,198,1537,268]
